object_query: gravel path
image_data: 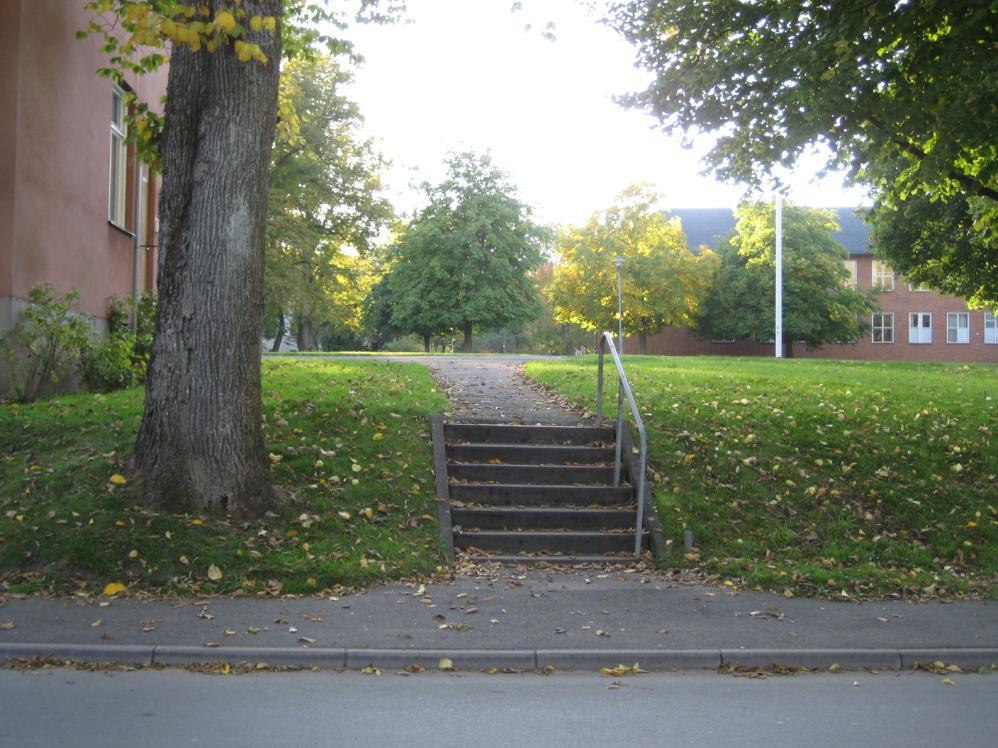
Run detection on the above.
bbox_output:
[383,354,590,425]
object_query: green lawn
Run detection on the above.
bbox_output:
[0,359,449,596]
[526,356,997,599]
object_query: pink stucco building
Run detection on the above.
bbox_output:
[0,0,168,338]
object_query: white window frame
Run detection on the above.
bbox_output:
[843,259,858,288]
[946,312,970,344]
[872,260,894,291]
[872,312,894,344]
[908,312,932,344]
[908,282,930,292]
[985,312,998,345]
[109,85,128,228]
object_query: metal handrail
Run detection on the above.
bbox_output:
[595,331,647,557]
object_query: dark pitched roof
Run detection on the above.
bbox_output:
[669,207,872,256]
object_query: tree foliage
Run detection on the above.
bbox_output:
[81,0,404,163]
[266,53,393,350]
[374,152,548,352]
[549,184,718,353]
[694,203,877,357]
[609,1,998,306]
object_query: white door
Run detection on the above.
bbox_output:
[908,313,931,344]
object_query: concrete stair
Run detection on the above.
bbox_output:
[433,421,650,563]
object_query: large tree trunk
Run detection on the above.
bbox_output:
[270,307,285,352]
[131,1,282,516]
[462,321,473,352]
[638,331,647,355]
[422,333,431,353]
[297,314,314,352]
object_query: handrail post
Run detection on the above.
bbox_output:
[596,337,604,425]
[613,378,623,487]
[593,331,649,559]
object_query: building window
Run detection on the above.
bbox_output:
[872,312,894,343]
[908,312,932,344]
[109,86,128,227]
[986,312,998,345]
[909,282,930,292]
[946,312,970,344]
[843,259,858,288]
[872,260,894,291]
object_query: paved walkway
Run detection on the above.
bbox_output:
[2,355,995,671]
[2,569,995,670]
[380,354,588,424]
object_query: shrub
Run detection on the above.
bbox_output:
[78,293,158,392]
[0,285,92,401]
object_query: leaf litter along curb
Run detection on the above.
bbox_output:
[0,359,450,597]
[526,356,997,600]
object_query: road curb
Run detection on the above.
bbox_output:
[0,643,155,665]
[536,649,721,670]
[899,649,998,670]
[2,644,996,671]
[721,648,901,670]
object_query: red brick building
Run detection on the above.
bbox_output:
[0,0,167,338]
[631,209,997,363]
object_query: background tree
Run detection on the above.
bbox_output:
[694,203,877,357]
[609,1,997,306]
[266,53,393,351]
[84,1,399,515]
[549,184,718,353]
[377,152,548,352]
[523,262,591,355]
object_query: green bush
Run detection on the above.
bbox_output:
[78,327,138,393]
[1,285,91,401]
[78,293,158,392]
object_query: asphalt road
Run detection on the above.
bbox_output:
[2,668,996,747]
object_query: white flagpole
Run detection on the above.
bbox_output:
[775,195,783,359]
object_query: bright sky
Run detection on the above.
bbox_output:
[344,0,870,228]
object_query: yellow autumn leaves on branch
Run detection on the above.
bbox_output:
[87,2,276,64]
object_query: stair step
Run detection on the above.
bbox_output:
[447,464,616,485]
[451,507,636,531]
[446,443,615,465]
[453,530,648,554]
[449,483,634,506]
[461,554,640,565]
[445,423,614,446]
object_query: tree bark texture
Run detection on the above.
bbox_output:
[132,1,282,516]
[462,321,473,352]
[270,306,285,352]
[297,315,314,351]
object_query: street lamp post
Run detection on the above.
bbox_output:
[614,256,624,355]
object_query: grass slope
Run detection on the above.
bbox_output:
[526,356,996,599]
[0,359,449,596]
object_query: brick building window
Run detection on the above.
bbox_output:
[843,259,858,288]
[872,260,894,290]
[986,312,998,344]
[908,312,932,344]
[109,85,128,227]
[872,312,894,343]
[946,312,970,344]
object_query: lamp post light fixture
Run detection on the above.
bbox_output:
[614,255,624,355]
